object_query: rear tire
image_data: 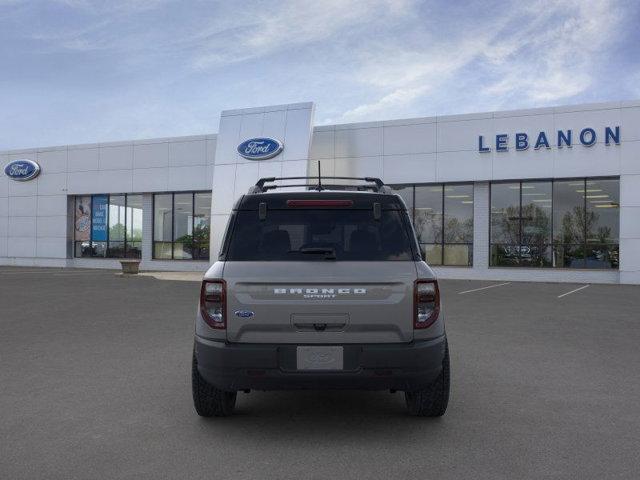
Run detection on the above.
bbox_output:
[405,341,450,417]
[192,354,237,417]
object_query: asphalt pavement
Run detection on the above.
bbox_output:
[1,267,639,479]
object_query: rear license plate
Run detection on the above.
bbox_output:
[296,346,344,371]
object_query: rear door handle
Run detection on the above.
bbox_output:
[291,313,349,332]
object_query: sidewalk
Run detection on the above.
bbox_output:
[138,271,203,282]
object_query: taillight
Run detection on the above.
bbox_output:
[286,199,353,207]
[414,280,440,329]
[200,280,226,329]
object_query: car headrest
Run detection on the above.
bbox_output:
[349,229,378,252]
[261,229,291,255]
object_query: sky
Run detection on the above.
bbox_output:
[1,0,639,150]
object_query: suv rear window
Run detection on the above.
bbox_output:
[225,209,415,261]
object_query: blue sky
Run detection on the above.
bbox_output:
[1,0,639,150]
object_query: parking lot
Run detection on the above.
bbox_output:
[1,267,639,480]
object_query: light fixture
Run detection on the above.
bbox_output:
[445,195,470,199]
[585,195,609,199]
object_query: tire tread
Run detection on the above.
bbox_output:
[192,354,237,417]
[405,342,450,417]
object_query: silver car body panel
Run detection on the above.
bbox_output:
[198,259,443,343]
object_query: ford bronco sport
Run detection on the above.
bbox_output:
[192,176,449,417]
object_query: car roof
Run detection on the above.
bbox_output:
[234,191,408,210]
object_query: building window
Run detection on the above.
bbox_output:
[490,178,619,269]
[490,181,552,267]
[73,194,143,259]
[391,183,473,266]
[152,192,211,260]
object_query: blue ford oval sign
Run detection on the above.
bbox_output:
[4,159,41,181]
[237,137,283,160]
[234,310,255,318]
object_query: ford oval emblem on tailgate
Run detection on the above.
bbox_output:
[234,310,255,318]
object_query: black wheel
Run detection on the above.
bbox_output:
[405,342,450,417]
[192,354,237,417]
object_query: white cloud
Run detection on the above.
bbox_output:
[339,85,429,121]
[335,0,626,122]
[337,35,493,121]
[190,0,416,69]
[51,0,172,13]
[481,0,621,105]
[0,0,634,149]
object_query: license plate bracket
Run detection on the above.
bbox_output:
[296,346,344,371]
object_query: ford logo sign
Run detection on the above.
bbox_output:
[4,159,41,182]
[237,137,283,160]
[234,310,255,318]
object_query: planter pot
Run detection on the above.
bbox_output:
[119,259,141,274]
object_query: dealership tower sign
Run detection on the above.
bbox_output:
[478,126,620,152]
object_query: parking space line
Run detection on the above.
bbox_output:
[51,273,114,276]
[0,270,114,276]
[458,282,511,295]
[0,271,62,275]
[0,268,75,272]
[557,284,590,298]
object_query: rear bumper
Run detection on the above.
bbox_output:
[194,335,447,391]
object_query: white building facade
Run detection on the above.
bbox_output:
[1,100,639,284]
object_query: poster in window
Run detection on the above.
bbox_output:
[92,195,108,242]
[75,196,91,241]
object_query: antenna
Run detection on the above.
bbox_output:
[317,160,322,191]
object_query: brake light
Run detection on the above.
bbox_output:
[286,199,353,207]
[414,280,440,329]
[200,279,226,329]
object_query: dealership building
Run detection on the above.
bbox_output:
[1,100,639,284]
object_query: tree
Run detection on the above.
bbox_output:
[175,224,211,258]
[109,223,125,241]
[413,209,442,244]
[492,204,551,266]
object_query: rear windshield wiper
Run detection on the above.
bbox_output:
[294,247,337,260]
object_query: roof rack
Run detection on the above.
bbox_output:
[249,176,390,194]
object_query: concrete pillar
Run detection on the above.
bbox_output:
[619,174,640,284]
[473,182,490,270]
[141,193,153,262]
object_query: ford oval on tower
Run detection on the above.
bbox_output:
[4,159,41,181]
[237,138,283,160]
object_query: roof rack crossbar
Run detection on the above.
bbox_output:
[261,183,380,191]
[251,176,387,193]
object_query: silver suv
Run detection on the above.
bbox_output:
[192,176,449,417]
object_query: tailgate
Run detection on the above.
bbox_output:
[224,261,417,344]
